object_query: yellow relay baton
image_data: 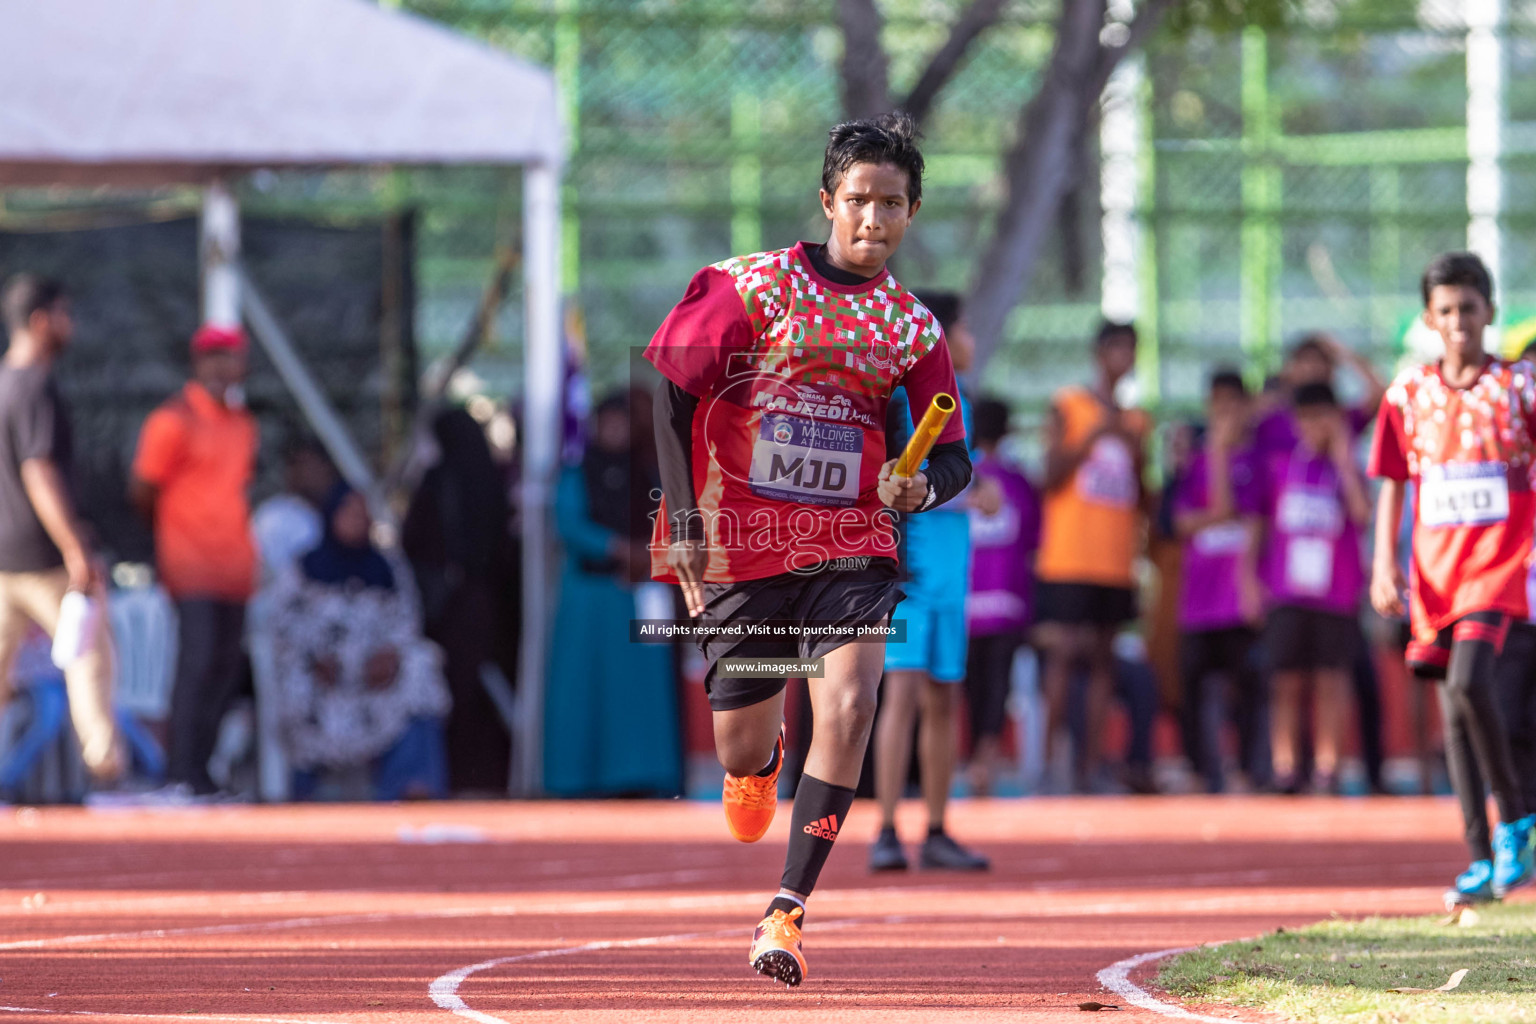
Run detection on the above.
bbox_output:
[893,393,956,478]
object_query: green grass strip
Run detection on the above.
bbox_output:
[1157,902,1536,1023]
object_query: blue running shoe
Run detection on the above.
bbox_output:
[1444,859,1496,910]
[1492,815,1536,896]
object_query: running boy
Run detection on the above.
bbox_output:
[1369,251,1536,903]
[646,113,969,986]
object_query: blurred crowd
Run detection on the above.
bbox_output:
[549,291,1465,818]
[0,274,522,802]
[0,269,1478,806]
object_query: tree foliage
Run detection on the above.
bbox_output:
[836,0,1382,367]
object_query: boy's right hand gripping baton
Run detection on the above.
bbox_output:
[893,393,956,479]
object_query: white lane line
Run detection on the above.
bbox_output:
[0,893,769,952]
[0,912,405,951]
[429,928,739,1024]
[1096,947,1247,1023]
[4,891,316,917]
[0,1007,328,1024]
[428,915,907,1024]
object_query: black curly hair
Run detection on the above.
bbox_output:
[821,111,925,205]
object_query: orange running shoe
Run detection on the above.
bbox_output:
[748,905,806,986]
[722,724,783,843]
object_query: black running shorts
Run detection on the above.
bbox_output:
[698,558,904,712]
[1033,580,1137,628]
[1264,605,1359,673]
[964,631,1025,741]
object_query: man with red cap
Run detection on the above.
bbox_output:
[131,322,258,796]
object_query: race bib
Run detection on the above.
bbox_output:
[969,503,1020,547]
[1420,463,1510,528]
[1192,520,1249,556]
[749,413,862,507]
[1276,487,1344,537]
[1285,536,1334,596]
[1077,436,1138,509]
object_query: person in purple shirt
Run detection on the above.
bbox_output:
[1257,381,1371,794]
[1251,332,1385,458]
[963,397,1041,796]
[1173,370,1267,793]
[1253,333,1388,792]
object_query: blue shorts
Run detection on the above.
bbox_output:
[885,594,968,682]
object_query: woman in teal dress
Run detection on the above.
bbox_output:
[545,391,682,796]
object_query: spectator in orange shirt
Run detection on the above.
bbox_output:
[130,324,259,796]
[1034,322,1151,792]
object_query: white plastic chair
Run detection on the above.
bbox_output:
[109,584,178,721]
[108,584,179,781]
[1008,645,1046,791]
[245,589,290,802]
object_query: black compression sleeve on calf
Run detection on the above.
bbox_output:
[1439,680,1494,861]
[919,440,973,510]
[1446,635,1528,823]
[780,774,856,897]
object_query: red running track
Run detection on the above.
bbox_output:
[0,796,1488,1023]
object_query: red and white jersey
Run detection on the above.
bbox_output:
[644,242,964,583]
[1368,357,1536,639]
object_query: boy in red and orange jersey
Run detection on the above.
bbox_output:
[1370,251,1536,905]
[646,113,968,986]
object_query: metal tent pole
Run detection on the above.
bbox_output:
[1467,0,1506,332]
[201,180,241,327]
[515,160,562,797]
[1099,0,1156,403]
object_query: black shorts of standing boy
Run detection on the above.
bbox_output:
[1033,580,1136,628]
[1407,611,1529,862]
[1180,626,1267,793]
[1264,606,1358,674]
[698,559,905,712]
[965,631,1026,744]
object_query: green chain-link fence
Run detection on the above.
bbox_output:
[10,2,1526,443]
[377,1,1532,431]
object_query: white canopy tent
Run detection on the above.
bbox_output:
[0,0,563,796]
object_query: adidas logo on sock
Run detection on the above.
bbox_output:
[803,814,840,840]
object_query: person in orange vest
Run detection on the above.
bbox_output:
[130,323,258,797]
[1033,321,1150,792]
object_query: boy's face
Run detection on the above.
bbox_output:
[1286,347,1332,387]
[1423,283,1494,363]
[30,300,73,352]
[1295,403,1338,452]
[820,162,919,274]
[332,491,373,548]
[193,347,247,398]
[1206,384,1247,427]
[1096,334,1137,381]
